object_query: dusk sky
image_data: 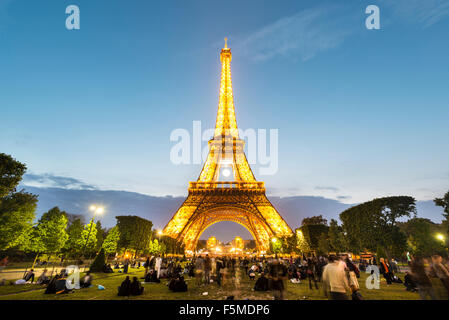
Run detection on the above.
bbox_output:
[1,0,449,206]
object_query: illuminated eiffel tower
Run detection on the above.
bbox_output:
[163,39,292,253]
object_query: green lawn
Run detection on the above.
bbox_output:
[0,267,422,300]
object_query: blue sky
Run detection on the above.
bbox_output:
[1,0,449,205]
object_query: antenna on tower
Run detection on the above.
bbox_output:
[224,37,228,49]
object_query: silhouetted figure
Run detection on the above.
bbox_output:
[118,276,131,296]
[254,273,269,291]
[130,276,144,295]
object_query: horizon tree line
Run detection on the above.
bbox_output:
[1,152,448,261]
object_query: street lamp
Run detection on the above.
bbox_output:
[436,233,445,242]
[82,205,104,257]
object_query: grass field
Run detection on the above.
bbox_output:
[0,266,424,300]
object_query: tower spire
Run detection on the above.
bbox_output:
[214,38,238,138]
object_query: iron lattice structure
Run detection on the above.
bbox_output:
[163,40,293,253]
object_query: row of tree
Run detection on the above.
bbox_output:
[0,153,182,263]
[274,194,449,259]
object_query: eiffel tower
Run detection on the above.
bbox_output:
[163,39,293,253]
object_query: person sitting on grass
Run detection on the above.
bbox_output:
[117,276,131,296]
[36,269,50,285]
[44,275,59,294]
[80,271,93,288]
[23,269,35,283]
[254,272,269,291]
[144,269,160,283]
[130,276,144,295]
[168,275,188,292]
[55,274,73,294]
[102,263,114,273]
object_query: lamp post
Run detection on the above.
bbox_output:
[82,205,104,258]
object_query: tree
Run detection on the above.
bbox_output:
[147,239,163,255]
[0,191,38,251]
[296,228,310,253]
[400,218,447,257]
[65,213,85,226]
[90,248,106,272]
[80,219,98,256]
[95,220,106,252]
[301,215,328,226]
[269,237,283,254]
[435,190,449,236]
[296,224,329,254]
[282,235,299,254]
[328,219,347,253]
[102,226,120,256]
[0,154,37,251]
[116,216,153,257]
[33,207,69,256]
[317,233,330,255]
[340,196,415,258]
[434,190,449,219]
[0,153,26,198]
[64,218,84,257]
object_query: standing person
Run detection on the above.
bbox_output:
[306,258,319,290]
[322,255,350,300]
[431,255,449,298]
[410,257,437,300]
[195,255,204,286]
[390,258,399,274]
[155,255,162,279]
[344,255,360,290]
[144,257,150,277]
[204,254,212,285]
[268,259,288,300]
[215,257,223,286]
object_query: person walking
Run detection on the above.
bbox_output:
[155,255,162,279]
[306,258,319,290]
[268,259,288,300]
[144,257,150,277]
[195,255,204,286]
[204,254,212,285]
[431,255,449,298]
[322,256,350,300]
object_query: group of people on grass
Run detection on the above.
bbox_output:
[2,251,449,300]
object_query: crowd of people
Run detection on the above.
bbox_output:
[2,251,448,300]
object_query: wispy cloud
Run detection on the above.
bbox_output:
[337,195,352,200]
[315,186,339,192]
[231,1,449,62]
[23,173,97,190]
[234,5,356,62]
[382,0,449,28]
